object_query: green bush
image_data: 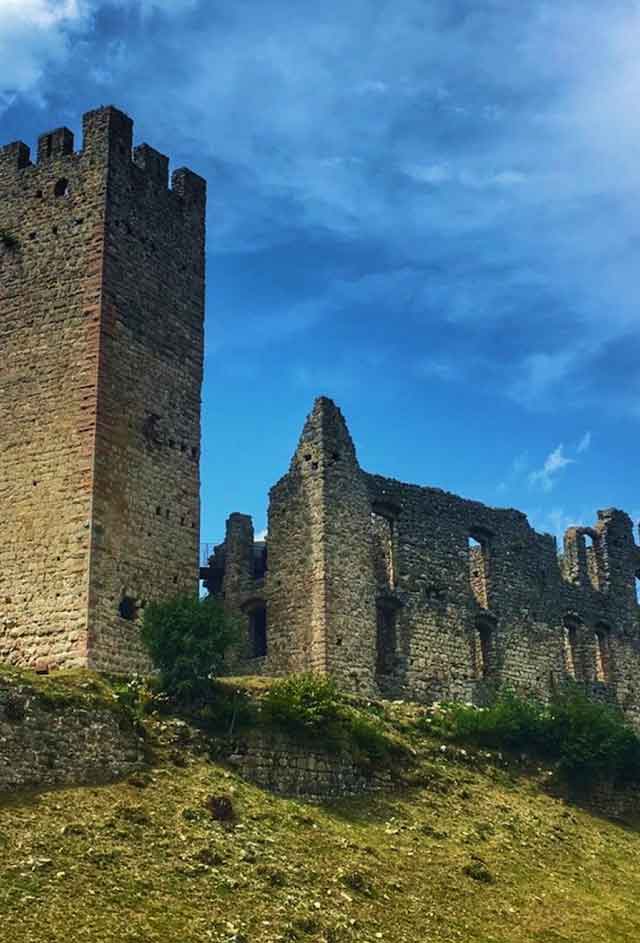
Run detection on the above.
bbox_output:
[262,673,342,733]
[546,689,640,786]
[432,690,548,753]
[141,594,238,703]
[426,687,640,788]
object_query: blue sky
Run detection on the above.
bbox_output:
[1,0,639,548]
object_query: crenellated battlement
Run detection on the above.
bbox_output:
[0,105,205,208]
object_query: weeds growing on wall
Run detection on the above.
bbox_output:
[261,674,409,770]
[423,686,640,789]
[0,228,18,251]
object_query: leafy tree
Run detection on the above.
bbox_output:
[141,594,238,702]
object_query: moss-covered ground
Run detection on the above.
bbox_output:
[1,674,640,943]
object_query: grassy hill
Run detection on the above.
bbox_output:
[1,676,640,943]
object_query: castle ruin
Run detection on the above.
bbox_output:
[205,397,640,722]
[0,107,206,673]
[2,106,640,721]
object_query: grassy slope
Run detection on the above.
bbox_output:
[2,702,640,943]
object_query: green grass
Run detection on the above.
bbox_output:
[2,676,640,942]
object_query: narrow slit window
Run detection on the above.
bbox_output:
[376,602,397,676]
[473,618,494,680]
[248,605,267,658]
[595,623,611,683]
[563,615,581,680]
[468,530,491,610]
[371,511,395,589]
[583,532,600,591]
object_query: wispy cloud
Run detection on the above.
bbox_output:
[577,431,592,453]
[529,445,574,493]
[2,0,640,418]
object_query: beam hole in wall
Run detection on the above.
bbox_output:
[594,622,612,683]
[54,178,69,198]
[118,595,138,622]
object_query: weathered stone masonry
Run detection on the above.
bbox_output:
[0,107,206,673]
[207,397,640,724]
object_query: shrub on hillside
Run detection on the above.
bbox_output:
[546,688,640,786]
[262,673,342,733]
[141,594,238,703]
[425,686,640,788]
[262,673,408,769]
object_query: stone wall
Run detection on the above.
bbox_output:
[0,676,145,792]
[227,733,392,799]
[0,107,205,674]
[206,397,640,724]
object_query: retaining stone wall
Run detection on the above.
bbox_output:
[0,678,145,792]
[227,733,392,799]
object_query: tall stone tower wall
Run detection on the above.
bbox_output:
[0,107,206,673]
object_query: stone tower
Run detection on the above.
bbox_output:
[0,106,206,673]
[267,397,378,691]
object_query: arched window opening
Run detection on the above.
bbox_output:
[563,615,582,681]
[595,623,611,683]
[468,528,492,610]
[247,604,267,658]
[635,571,640,605]
[473,616,495,680]
[376,601,398,677]
[54,178,69,198]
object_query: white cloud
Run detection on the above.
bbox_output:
[255,528,268,541]
[577,431,592,453]
[0,1,87,107]
[529,444,574,492]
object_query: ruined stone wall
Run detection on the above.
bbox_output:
[0,675,145,792]
[363,476,640,712]
[211,398,640,722]
[0,107,205,674]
